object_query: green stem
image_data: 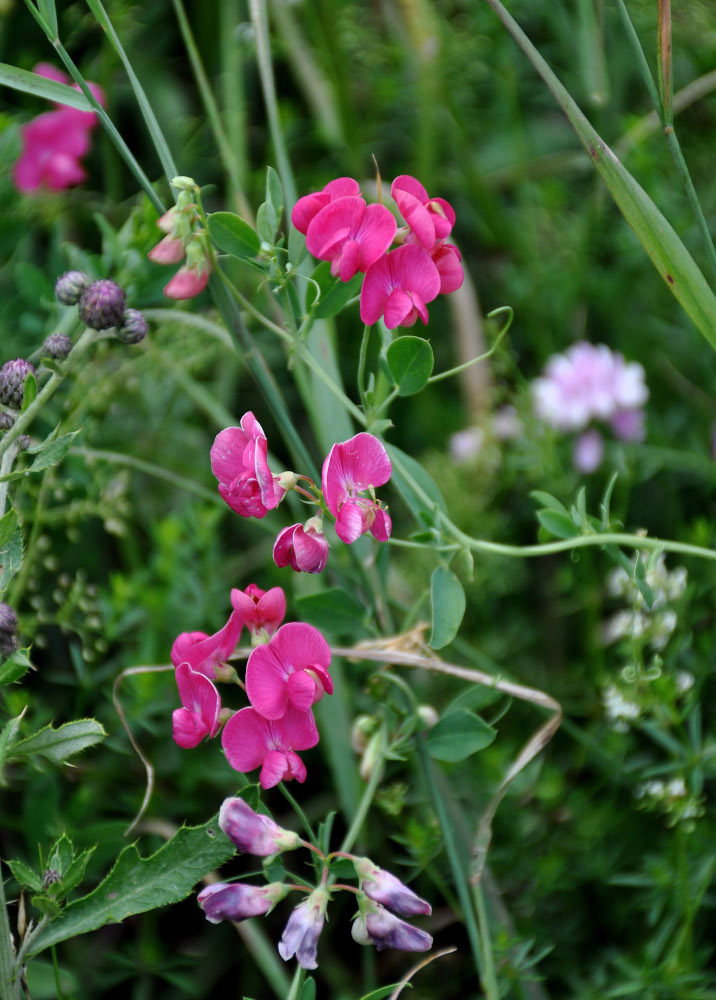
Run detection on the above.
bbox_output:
[0,865,16,1000]
[339,728,386,854]
[50,947,64,1000]
[357,325,371,410]
[278,783,316,843]
[427,307,513,385]
[75,448,220,504]
[474,884,500,1000]
[0,444,18,518]
[285,965,305,1000]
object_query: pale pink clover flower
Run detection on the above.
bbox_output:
[221,704,320,789]
[211,412,286,519]
[306,196,397,282]
[322,432,392,544]
[171,662,221,749]
[360,244,441,329]
[245,622,333,720]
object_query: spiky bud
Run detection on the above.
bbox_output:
[0,359,35,408]
[117,309,148,345]
[0,411,15,430]
[0,602,18,657]
[55,271,91,306]
[43,333,73,360]
[78,279,126,330]
[17,435,30,451]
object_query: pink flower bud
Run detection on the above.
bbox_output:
[164,263,210,300]
[273,518,329,574]
[352,904,432,953]
[148,235,186,265]
[218,797,301,855]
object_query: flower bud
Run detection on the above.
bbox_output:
[273,519,329,575]
[78,279,126,330]
[417,704,439,731]
[117,309,148,345]
[353,858,432,916]
[0,602,19,657]
[219,796,300,856]
[0,359,36,408]
[55,270,91,306]
[42,333,73,360]
[172,175,198,191]
[278,888,329,970]
[148,235,186,265]
[163,263,210,300]
[351,715,377,755]
[352,903,432,953]
[198,881,288,924]
[0,411,15,430]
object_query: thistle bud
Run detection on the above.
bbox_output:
[0,602,19,657]
[78,279,126,330]
[0,411,15,430]
[42,333,73,360]
[117,309,148,345]
[55,271,91,306]
[0,359,35,408]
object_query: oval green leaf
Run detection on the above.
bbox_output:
[208,212,261,260]
[429,566,466,650]
[386,336,434,396]
[426,709,497,762]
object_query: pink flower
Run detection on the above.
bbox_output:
[148,235,186,265]
[218,796,300,855]
[13,64,105,194]
[211,413,286,519]
[273,518,329,574]
[221,704,320,788]
[430,242,464,293]
[198,881,287,924]
[391,174,455,250]
[306,196,396,282]
[171,662,221,749]
[278,888,329,970]
[230,583,286,638]
[164,262,210,299]
[360,244,441,329]
[353,858,432,917]
[291,177,361,235]
[170,611,243,680]
[573,429,605,474]
[245,622,332,720]
[321,433,392,544]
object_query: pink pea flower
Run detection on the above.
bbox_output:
[171,662,221,749]
[391,174,455,250]
[211,413,286,519]
[221,704,320,788]
[306,196,397,282]
[230,583,286,638]
[291,177,361,235]
[170,610,243,680]
[164,261,210,300]
[246,622,332,720]
[278,888,329,970]
[218,796,300,855]
[198,881,288,924]
[322,432,392,544]
[353,858,432,917]
[430,242,464,294]
[148,235,186,265]
[360,244,441,329]
[273,517,329,574]
[352,904,433,953]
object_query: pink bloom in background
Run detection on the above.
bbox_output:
[291,177,361,235]
[222,704,320,788]
[219,796,300,855]
[246,622,332,719]
[391,174,455,250]
[231,583,286,638]
[306,196,396,282]
[171,662,221,749]
[273,518,329,574]
[360,244,441,329]
[170,610,243,680]
[14,64,105,193]
[573,429,605,474]
[211,413,285,518]
[322,433,392,544]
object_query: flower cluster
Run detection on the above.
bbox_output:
[211,413,392,574]
[292,174,463,329]
[170,584,332,789]
[532,342,648,472]
[197,798,433,970]
[602,552,687,651]
[14,64,105,194]
[54,270,148,344]
[147,177,213,299]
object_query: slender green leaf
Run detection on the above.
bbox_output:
[429,566,466,650]
[257,200,277,244]
[358,985,407,1000]
[307,262,362,319]
[386,336,434,396]
[486,0,716,349]
[21,372,37,412]
[0,647,32,687]
[536,509,580,539]
[29,818,235,955]
[288,224,307,269]
[8,719,106,764]
[0,714,24,772]
[0,63,91,111]
[36,0,58,36]
[530,490,570,516]
[265,166,284,227]
[7,859,43,893]
[208,212,261,260]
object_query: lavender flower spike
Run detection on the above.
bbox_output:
[278,887,328,970]
[352,904,433,953]
[198,881,288,924]
[218,797,300,856]
[353,857,432,916]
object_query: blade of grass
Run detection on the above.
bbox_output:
[485,0,716,350]
[0,63,90,109]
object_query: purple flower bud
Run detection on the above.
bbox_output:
[17,435,30,451]
[352,905,433,953]
[78,279,126,330]
[55,271,91,306]
[277,888,328,970]
[353,857,432,916]
[0,359,35,409]
[117,309,148,345]
[0,411,15,430]
[198,881,287,924]
[0,602,19,657]
[218,797,300,856]
[43,333,73,360]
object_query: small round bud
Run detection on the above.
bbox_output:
[0,411,15,430]
[17,435,30,451]
[416,705,439,731]
[42,869,60,888]
[117,309,148,345]
[42,333,73,360]
[172,175,198,191]
[78,279,126,330]
[0,359,36,408]
[55,271,91,306]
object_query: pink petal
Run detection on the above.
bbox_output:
[245,643,289,720]
[427,197,455,240]
[392,189,436,249]
[391,175,429,203]
[321,433,392,515]
[172,707,209,749]
[149,235,186,265]
[211,426,250,485]
[370,508,392,541]
[335,500,366,543]
[359,255,392,325]
[355,203,398,271]
[292,527,329,574]
[306,197,365,261]
[286,669,317,712]
[384,289,414,330]
[164,266,210,300]
[260,750,290,789]
[432,244,464,293]
[291,192,330,234]
[278,705,320,751]
[339,239,361,282]
[171,631,209,667]
[324,177,361,199]
[240,411,266,441]
[255,587,287,633]
[391,245,441,303]
[175,662,221,736]
[273,524,299,569]
[284,750,307,783]
[270,622,332,675]
[222,707,269,772]
[254,436,284,510]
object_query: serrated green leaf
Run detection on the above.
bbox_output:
[21,372,37,412]
[257,201,277,244]
[0,515,23,595]
[265,166,284,225]
[30,896,61,919]
[208,212,261,260]
[29,818,235,955]
[426,709,497,762]
[0,713,23,773]
[48,835,73,877]
[0,64,92,111]
[7,859,43,893]
[24,430,80,474]
[0,509,18,548]
[0,647,32,687]
[386,336,434,396]
[59,847,96,898]
[536,509,580,539]
[8,719,106,764]
[429,567,466,650]
[295,588,368,636]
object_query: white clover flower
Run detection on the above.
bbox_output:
[603,684,641,731]
[675,670,695,695]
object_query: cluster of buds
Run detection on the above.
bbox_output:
[0,603,19,658]
[211,411,392,575]
[198,797,433,970]
[293,174,463,329]
[55,271,148,344]
[0,359,35,411]
[170,583,332,789]
[148,176,213,300]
